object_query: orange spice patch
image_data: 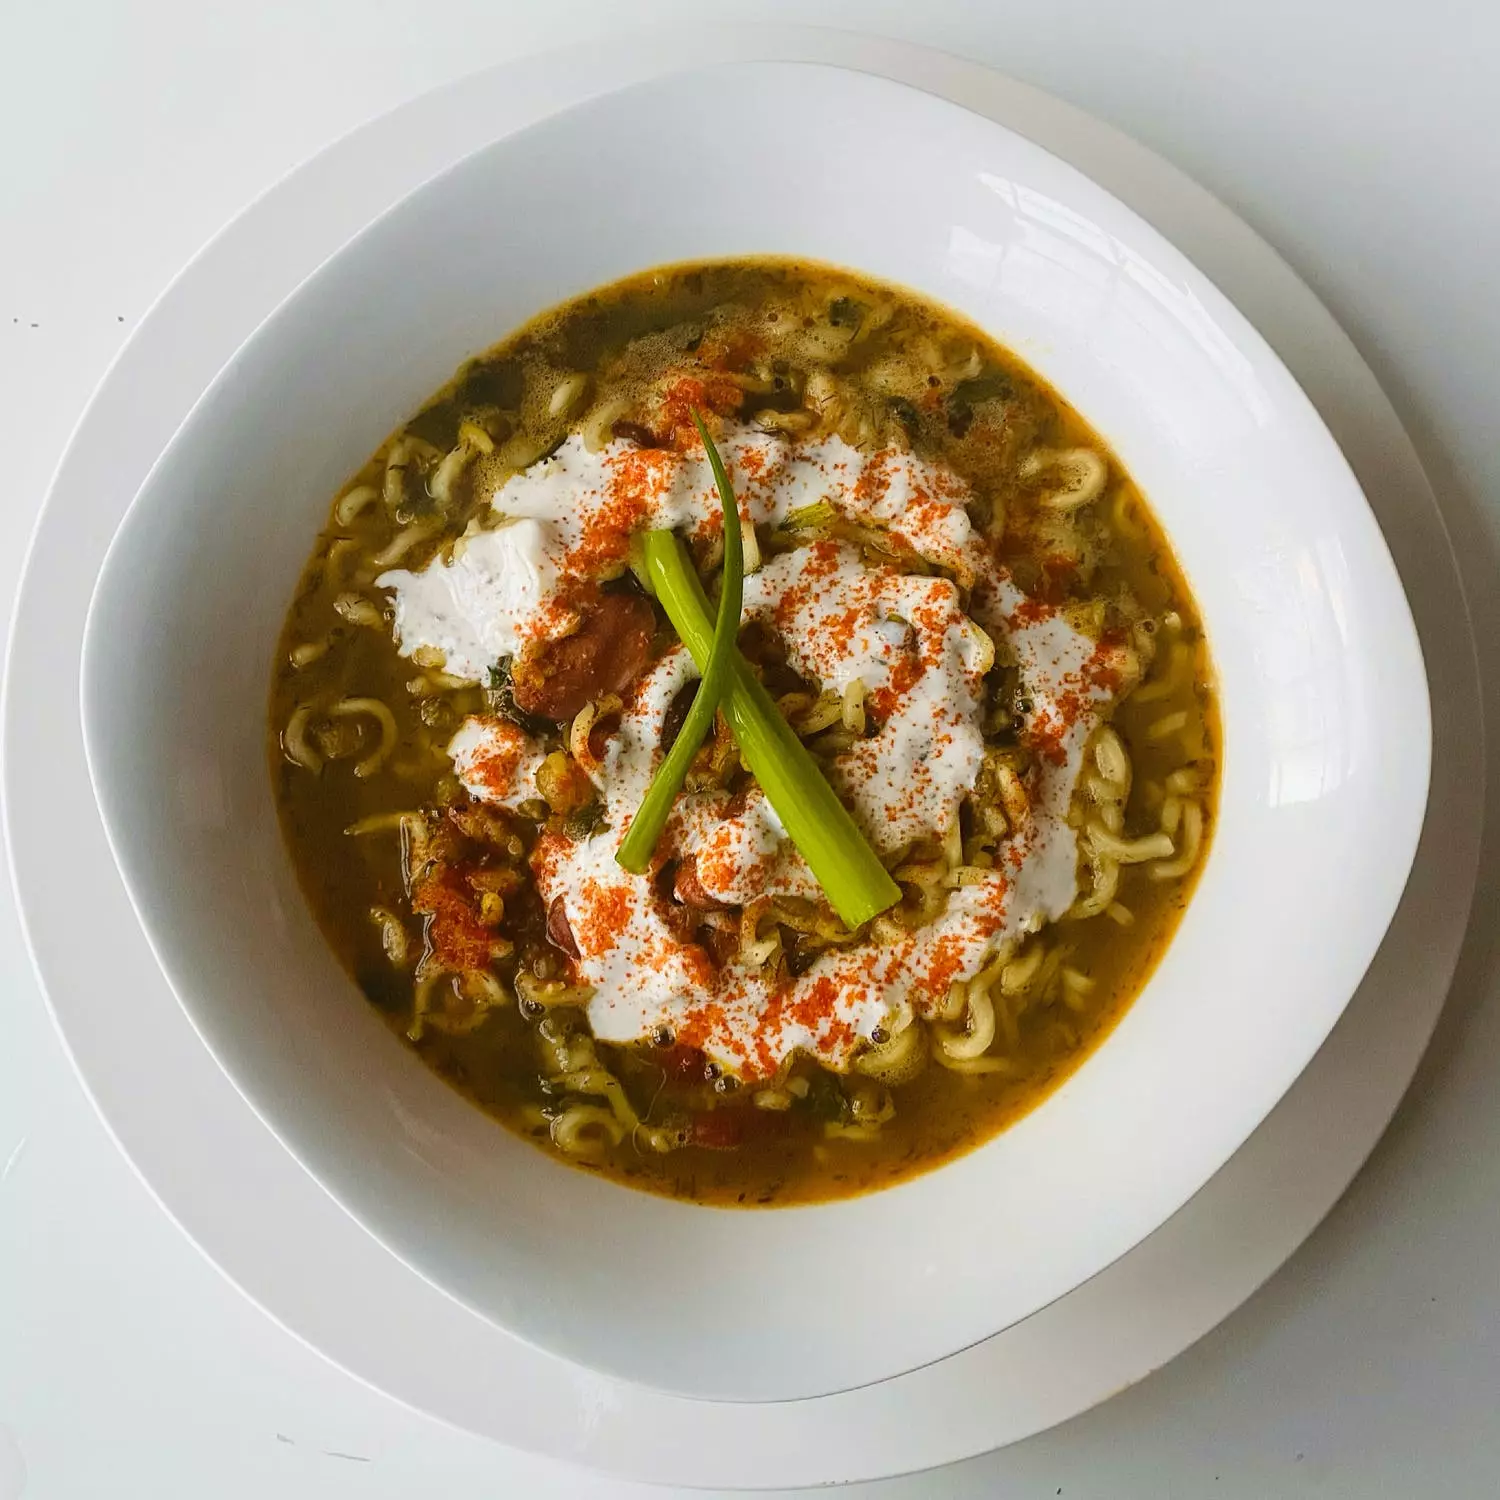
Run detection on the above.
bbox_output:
[572,447,674,575]
[867,652,924,722]
[851,449,895,509]
[1035,553,1079,604]
[411,862,509,972]
[770,538,840,633]
[1024,706,1069,766]
[674,998,734,1062]
[657,374,744,449]
[529,828,568,888]
[572,877,635,958]
[696,839,762,901]
[915,932,968,1002]
[735,444,768,483]
[1020,627,1128,766]
[1008,595,1053,627]
[462,717,530,800]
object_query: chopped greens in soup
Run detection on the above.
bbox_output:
[270,259,1218,1206]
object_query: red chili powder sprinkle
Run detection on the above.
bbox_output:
[571,878,634,958]
[1024,705,1069,766]
[675,1000,733,1061]
[867,651,924,721]
[520,586,581,651]
[1021,628,1129,765]
[680,944,716,989]
[852,449,895,509]
[662,956,879,1081]
[909,597,951,664]
[529,828,567,888]
[736,445,768,482]
[411,862,506,972]
[696,840,761,900]
[462,717,529,799]
[916,933,969,1000]
[1084,629,1128,694]
[1008,595,1054,627]
[770,539,840,632]
[1025,552,1079,605]
[743,973,851,1079]
[825,606,862,656]
[573,448,671,574]
[904,494,948,540]
[657,374,743,448]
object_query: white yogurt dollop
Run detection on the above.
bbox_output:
[447,715,548,810]
[385,423,1124,1077]
[379,518,554,682]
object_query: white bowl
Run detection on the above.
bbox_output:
[79,61,1429,1403]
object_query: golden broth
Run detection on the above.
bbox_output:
[270,259,1218,1206]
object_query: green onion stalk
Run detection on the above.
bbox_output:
[616,414,900,929]
[615,411,745,874]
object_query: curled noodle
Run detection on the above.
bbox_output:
[288,640,328,670]
[369,906,411,967]
[333,592,384,629]
[840,678,867,735]
[1020,447,1107,511]
[1151,800,1204,880]
[282,703,323,773]
[932,982,996,1061]
[568,693,622,768]
[407,968,505,1041]
[383,438,412,511]
[327,697,398,778]
[551,1104,626,1155]
[516,971,596,1011]
[372,519,441,569]
[334,483,378,527]
[547,371,590,419]
[1086,826,1175,865]
[581,395,632,453]
[855,1015,929,1085]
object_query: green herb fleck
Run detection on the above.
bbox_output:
[565,800,608,839]
[799,1070,851,1124]
[485,659,552,738]
[827,296,865,329]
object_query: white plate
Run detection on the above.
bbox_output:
[3,25,1479,1487]
[75,56,1428,1404]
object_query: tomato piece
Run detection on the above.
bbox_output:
[512,592,656,722]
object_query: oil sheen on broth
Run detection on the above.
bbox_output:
[269,259,1218,1207]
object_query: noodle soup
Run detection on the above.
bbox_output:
[270,259,1217,1206]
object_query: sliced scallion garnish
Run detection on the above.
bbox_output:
[615,412,745,874]
[614,416,899,927]
[643,557,901,931]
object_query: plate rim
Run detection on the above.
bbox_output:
[2,23,1481,1488]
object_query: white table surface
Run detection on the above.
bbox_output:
[3,3,1497,1495]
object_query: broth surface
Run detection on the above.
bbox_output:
[270,259,1218,1205]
